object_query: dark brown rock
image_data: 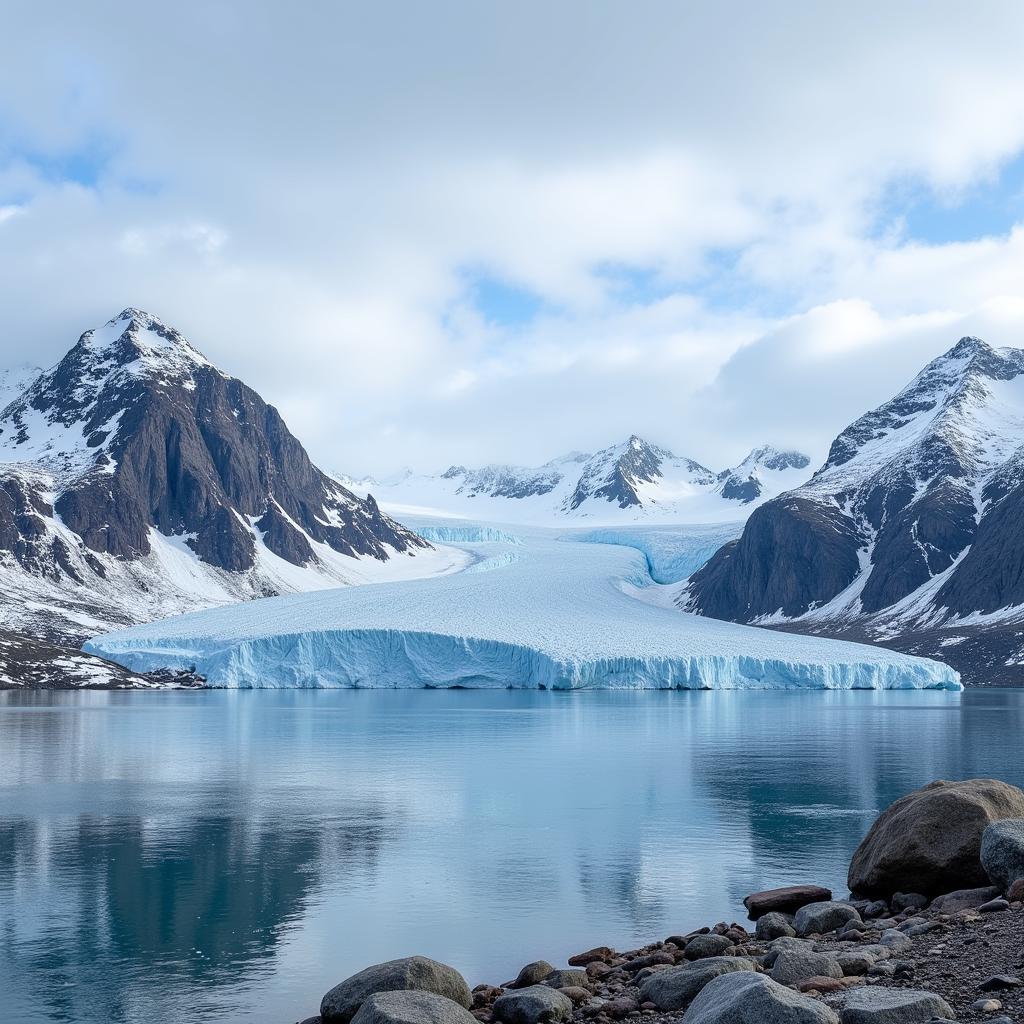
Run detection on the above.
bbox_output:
[743,885,834,920]
[848,779,1024,898]
[569,947,615,967]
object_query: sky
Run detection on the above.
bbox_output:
[2,3,1024,476]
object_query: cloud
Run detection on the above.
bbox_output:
[2,3,1024,473]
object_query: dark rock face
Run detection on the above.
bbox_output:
[848,779,1024,898]
[688,498,861,621]
[0,309,427,584]
[685,336,1024,674]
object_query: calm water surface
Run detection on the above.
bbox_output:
[2,688,1023,1023]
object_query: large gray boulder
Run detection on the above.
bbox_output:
[639,957,756,1011]
[682,971,839,1024]
[840,986,954,1024]
[794,901,861,936]
[492,985,573,1024]
[771,949,843,985]
[321,957,473,1024]
[351,991,479,1024]
[981,818,1024,890]
[848,779,1024,898]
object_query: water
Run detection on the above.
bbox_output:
[1,688,1022,1024]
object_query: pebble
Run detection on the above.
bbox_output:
[972,998,1003,1012]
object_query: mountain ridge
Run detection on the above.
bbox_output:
[341,437,811,525]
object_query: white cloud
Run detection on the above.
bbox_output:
[2,3,1024,473]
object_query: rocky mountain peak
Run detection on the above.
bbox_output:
[0,309,428,599]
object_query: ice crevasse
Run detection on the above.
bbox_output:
[85,529,962,691]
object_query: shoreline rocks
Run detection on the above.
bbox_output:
[295,779,1024,1024]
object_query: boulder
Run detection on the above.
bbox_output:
[877,929,912,952]
[682,971,839,1024]
[351,991,478,1024]
[771,950,843,985]
[928,885,1001,913]
[839,986,954,1024]
[756,913,797,940]
[981,819,1024,890]
[848,780,1024,898]
[542,969,588,990]
[506,962,555,989]
[835,951,878,976]
[321,958,473,1024]
[684,934,733,960]
[639,957,755,1011]
[744,885,833,920]
[492,986,573,1024]
[794,901,861,936]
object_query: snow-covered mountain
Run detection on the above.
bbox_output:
[0,308,461,647]
[342,436,811,525]
[685,336,1024,682]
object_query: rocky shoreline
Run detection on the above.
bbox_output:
[291,779,1024,1024]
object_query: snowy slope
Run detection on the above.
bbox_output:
[87,523,960,691]
[342,438,810,525]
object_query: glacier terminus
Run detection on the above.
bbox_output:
[86,521,962,691]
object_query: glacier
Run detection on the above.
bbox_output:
[573,523,743,584]
[86,522,962,691]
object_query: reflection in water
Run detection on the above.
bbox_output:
[0,688,1021,1024]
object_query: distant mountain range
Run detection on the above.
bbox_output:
[684,336,1024,683]
[341,438,811,525]
[0,309,453,653]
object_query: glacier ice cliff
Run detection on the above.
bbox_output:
[86,525,962,691]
